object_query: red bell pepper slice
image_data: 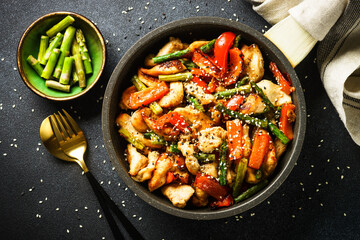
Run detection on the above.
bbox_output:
[190,68,212,81]
[279,103,296,140]
[248,129,271,170]
[269,62,295,95]
[192,76,211,94]
[214,32,236,73]
[210,194,234,209]
[129,81,169,109]
[168,112,190,133]
[166,171,175,184]
[207,78,219,93]
[226,119,243,162]
[226,94,244,111]
[222,48,244,86]
[194,174,228,201]
[192,49,222,79]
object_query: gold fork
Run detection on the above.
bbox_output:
[46,109,144,240]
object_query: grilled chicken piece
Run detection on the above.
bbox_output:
[119,86,137,110]
[148,153,173,192]
[132,151,160,182]
[161,183,195,208]
[256,80,292,106]
[242,124,252,158]
[144,37,188,67]
[173,107,213,131]
[177,135,200,175]
[200,161,218,178]
[138,69,160,87]
[131,108,150,133]
[197,127,227,153]
[184,81,216,105]
[240,93,267,115]
[158,82,184,108]
[241,44,264,82]
[192,187,209,207]
[274,138,287,159]
[140,60,186,77]
[126,144,148,176]
[116,113,162,149]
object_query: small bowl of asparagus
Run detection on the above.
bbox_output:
[17,11,106,101]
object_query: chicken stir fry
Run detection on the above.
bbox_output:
[116,32,296,209]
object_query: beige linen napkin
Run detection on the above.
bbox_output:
[249,0,360,146]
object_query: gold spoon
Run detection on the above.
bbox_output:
[39,109,144,240]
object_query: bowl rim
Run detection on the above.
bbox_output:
[102,16,306,220]
[16,11,106,101]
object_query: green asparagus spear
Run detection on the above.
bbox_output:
[199,39,216,53]
[219,142,228,186]
[158,72,192,81]
[46,15,75,37]
[59,57,74,84]
[152,49,191,64]
[41,48,60,79]
[45,80,70,92]
[37,35,49,63]
[131,75,163,115]
[216,103,269,128]
[143,131,166,145]
[250,81,275,109]
[71,38,80,55]
[71,70,79,86]
[118,127,145,151]
[186,96,205,112]
[26,55,44,76]
[76,29,92,74]
[214,84,252,99]
[234,180,269,203]
[232,158,248,197]
[233,35,241,49]
[235,76,249,88]
[180,59,198,70]
[73,53,86,88]
[53,26,76,78]
[268,122,290,144]
[194,153,216,164]
[41,32,63,65]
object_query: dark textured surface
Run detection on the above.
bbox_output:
[0,1,359,240]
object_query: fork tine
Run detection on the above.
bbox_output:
[58,111,75,137]
[62,109,83,133]
[54,113,70,139]
[50,115,64,142]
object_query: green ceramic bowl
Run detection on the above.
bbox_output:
[17,11,106,101]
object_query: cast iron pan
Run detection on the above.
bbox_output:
[102,17,306,220]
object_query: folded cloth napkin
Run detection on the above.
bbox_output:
[249,0,360,146]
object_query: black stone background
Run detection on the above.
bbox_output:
[1,0,360,239]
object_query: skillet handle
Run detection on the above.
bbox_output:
[85,171,144,240]
[86,171,124,240]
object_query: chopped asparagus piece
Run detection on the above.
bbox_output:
[26,55,44,76]
[76,29,92,74]
[219,142,228,186]
[41,32,63,65]
[152,49,190,64]
[41,48,60,79]
[234,180,269,203]
[158,72,192,81]
[46,15,75,37]
[186,96,205,112]
[250,80,275,109]
[232,158,248,197]
[73,53,86,88]
[194,153,216,164]
[45,80,70,92]
[59,57,74,85]
[38,35,49,63]
[199,39,216,53]
[118,127,145,151]
[214,84,252,99]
